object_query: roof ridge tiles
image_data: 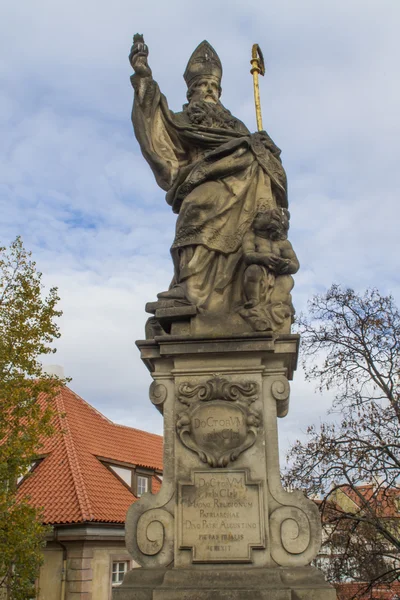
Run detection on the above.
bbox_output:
[55,391,94,522]
[56,384,162,441]
[65,387,114,424]
[111,422,163,438]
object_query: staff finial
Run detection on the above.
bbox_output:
[250,44,265,131]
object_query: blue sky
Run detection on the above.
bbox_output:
[2,0,400,458]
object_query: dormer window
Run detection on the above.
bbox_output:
[137,475,149,497]
[108,465,132,487]
[17,458,44,486]
[134,469,152,497]
[98,457,154,496]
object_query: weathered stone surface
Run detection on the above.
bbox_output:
[136,333,299,381]
[178,470,264,562]
[176,376,260,467]
[154,591,291,600]
[114,333,335,598]
[129,36,295,336]
[113,566,336,599]
[144,300,197,336]
[127,334,321,571]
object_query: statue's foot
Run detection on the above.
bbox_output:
[157,286,187,300]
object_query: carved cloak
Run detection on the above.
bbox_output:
[131,75,288,310]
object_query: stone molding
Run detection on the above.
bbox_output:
[119,333,333,598]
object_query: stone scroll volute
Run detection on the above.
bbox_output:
[125,377,176,568]
[266,374,322,567]
[126,502,175,568]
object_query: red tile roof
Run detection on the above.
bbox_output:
[337,582,400,600]
[338,485,400,518]
[16,385,163,525]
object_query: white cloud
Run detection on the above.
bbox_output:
[1,0,400,461]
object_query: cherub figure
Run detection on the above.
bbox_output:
[240,208,299,331]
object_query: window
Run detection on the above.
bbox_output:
[137,475,149,497]
[111,561,129,586]
[109,465,132,486]
[17,459,43,486]
[98,457,154,495]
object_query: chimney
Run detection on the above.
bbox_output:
[42,364,65,379]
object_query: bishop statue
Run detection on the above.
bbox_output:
[129,35,298,335]
[116,33,336,600]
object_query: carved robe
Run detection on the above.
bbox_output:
[131,75,288,313]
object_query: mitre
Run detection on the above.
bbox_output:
[183,40,223,87]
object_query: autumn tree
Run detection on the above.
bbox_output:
[284,285,400,599]
[0,237,65,599]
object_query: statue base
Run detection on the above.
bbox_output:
[113,566,336,599]
[114,332,336,600]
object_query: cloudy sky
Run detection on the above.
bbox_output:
[1,0,399,460]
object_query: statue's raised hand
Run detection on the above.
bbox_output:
[129,33,152,78]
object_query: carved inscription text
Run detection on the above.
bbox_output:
[178,470,265,562]
[176,376,260,467]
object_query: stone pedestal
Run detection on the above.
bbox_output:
[113,333,336,599]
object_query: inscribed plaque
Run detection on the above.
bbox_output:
[178,469,265,562]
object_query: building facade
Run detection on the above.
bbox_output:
[315,485,400,600]
[16,385,163,600]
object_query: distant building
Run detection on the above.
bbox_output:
[16,385,163,600]
[315,485,400,600]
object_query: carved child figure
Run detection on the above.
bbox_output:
[240,209,299,331]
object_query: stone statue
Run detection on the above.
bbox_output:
[129,34,295,335]
[116,35,336,600]
[239,208,299,331]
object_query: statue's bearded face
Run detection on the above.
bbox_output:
[185,78,240,130]
[188,77,221,104]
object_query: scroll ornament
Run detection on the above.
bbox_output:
[149,381,168,407]
[136,508,174,564]
[269,503,321,566]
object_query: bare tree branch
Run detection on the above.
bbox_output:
[285,285,400,599]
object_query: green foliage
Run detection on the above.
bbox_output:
[0,237,65,599]
[0,500,51,599]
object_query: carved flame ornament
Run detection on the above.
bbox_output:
[176,375,260,467]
